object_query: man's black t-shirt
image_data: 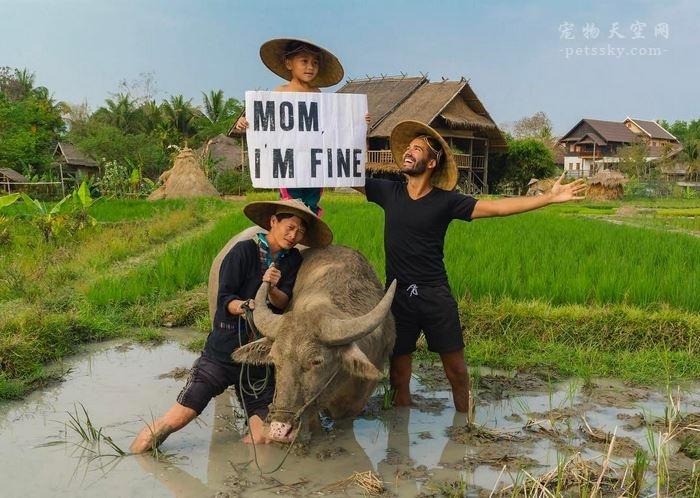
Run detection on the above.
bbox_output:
[365,178,477,286]
[204,239,302,364]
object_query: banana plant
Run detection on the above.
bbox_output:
[21,192,71,242]
[0,193,20,245]
[70,180,99,230]
[0,193,20,209]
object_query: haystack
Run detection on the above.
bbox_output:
[526,178,556,196]
[588,169,628,200]
[148,147,219,201]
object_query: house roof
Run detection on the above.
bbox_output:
[54,143,99,168]
[560,119,638,144]
[0,167,28,182]
[574,132,605,146]
[625,118,678,141]
[338,76,506,149]
[336,76,426,133]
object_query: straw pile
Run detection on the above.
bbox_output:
[148,147,219,201]
[587,169,628,200]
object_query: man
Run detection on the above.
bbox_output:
[130,198,332,452]
[356,120,586,412]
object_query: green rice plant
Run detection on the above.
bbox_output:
[379,377,395,410]
[629,449,650,497]
[85,210,251,307]
[66,403,126,457]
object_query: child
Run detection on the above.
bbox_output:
[235,38,370,216]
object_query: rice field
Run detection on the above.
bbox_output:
[1,193,699,396]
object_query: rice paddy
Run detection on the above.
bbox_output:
[1,193,699,398]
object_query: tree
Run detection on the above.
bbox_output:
[0,88,66,172]
[504,138,556,194]
[95,93,141,133]
[512,111,553,140]
[161,94,199,138]
[617,143,649,179]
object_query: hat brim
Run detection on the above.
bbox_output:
[390,120,458,191]
[243,200,333,248]
[259,38,345,88]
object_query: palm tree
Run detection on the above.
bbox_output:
[100,93,139,133]
[140,99,163,134]
[14,68,35,99]
[202,89,225,123]
[161,95,199,137]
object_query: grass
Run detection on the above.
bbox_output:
[1,194,699,399]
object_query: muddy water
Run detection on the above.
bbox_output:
[1,332,698,497]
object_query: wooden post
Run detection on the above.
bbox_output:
[59,163,65,197]
[484,138,489,194]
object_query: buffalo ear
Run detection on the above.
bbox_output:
[232,337,274,365]
[340,343,381,380]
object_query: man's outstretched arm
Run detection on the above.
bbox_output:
[472,174,586,219]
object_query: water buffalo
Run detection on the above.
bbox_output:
[209,234,396,442]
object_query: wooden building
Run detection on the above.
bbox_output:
[0,168,28,193]
[336,76,506,194]
[53,142,99,181]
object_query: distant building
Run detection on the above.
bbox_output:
[53,142,99,181]
[558,118,682,177]
[0,167,28,193]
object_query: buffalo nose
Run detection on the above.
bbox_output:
[269,421,293,441]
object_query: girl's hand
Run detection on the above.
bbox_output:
[365,113,371,125]
[234,116,249,131]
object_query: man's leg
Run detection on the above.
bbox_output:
[439,349,470,413]
[390,354,413,406]
[130,402,197,453]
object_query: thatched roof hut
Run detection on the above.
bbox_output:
[587,169,628,200]
[53,142,99,179]
[197,134,244,173]
[148,147,219,201]
[0,168,28,193]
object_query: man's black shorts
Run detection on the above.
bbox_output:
[177,355,274,420]
[390,283,464,356]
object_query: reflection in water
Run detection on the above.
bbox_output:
[1,337,699,497]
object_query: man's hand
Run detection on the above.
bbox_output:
[262,266,282,288]
[365,113,371,125]
[234,116,249,131]
[549,173,587,203]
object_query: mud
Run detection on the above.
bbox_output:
[1,333,699,497]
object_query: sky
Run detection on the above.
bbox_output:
[0,0,697,135]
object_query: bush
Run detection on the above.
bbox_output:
[212,168,252,195]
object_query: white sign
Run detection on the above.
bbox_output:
[245,91,368,188]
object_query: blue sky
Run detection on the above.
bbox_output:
[1,0,697,134]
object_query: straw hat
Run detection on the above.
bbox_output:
[243,198,333,248]
[390,121,458,191]
[259,38,344,88]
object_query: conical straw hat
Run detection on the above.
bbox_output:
[260,38,344,88]
[390,120,458,191]
[243,198,333,248]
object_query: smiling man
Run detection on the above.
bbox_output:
[130,198,332,452]
[356,120,586,413]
